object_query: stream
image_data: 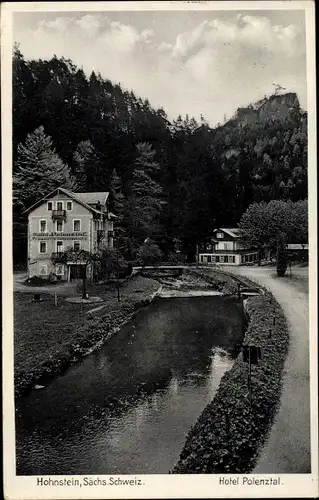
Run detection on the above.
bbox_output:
[16,295,244,475]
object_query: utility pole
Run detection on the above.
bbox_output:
[81,299,84,326]
[116,234,120,302]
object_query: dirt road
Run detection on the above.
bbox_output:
[223,264,311,473]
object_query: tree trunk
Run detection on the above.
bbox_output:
[82,276,87,298]
[82,264,88,298]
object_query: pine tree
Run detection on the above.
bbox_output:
[13,126,76,210]
[110,169,125,219]
[12,44,36,163]
[72,140,102,191]
[72,140,91,190]
[126,142,163,256]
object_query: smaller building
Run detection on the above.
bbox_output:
[286,243,308,262]
[198,228,259,266]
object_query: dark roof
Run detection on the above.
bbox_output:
[215,228,240,238]
[23,187,110,216]
[75,192,109,205]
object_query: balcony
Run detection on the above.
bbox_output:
[200,248,255,254]
[211,249,238,254]
[51,252,65,262]
[97,229,105,242]
[52,210,67,221]
[200,248,238,254]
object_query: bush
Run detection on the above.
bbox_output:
[24,275,54,286]
[136,240,163,267]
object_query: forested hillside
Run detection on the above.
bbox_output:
[13,46,308,263]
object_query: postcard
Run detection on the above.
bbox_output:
[2,1,318,498]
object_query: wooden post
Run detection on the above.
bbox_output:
[81,300,84,326]
[54,292,57,307]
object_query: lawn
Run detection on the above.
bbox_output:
[14,275,159,396]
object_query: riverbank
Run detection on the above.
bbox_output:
[184,268,239,295]
[156,270,227,298]
[14,275,160,398]
[172,291,289,473]
[15,268,238,398]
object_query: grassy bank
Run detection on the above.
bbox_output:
[172,292,289,474]
[14,275,159,398]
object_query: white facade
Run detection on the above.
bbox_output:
[25,188,115,280]
[198,228,258,266]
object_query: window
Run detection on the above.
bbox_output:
[207,255,212,263]
[73,219,81,232]
[220,256,225,263]
[229,256,235,263]
[200,255,203,263]
[207,244,212,251]
[216,232,224,238]
[224,255,229,263]
[57,241,63,253]
[56,220,63,232]
[212,256,216,263]
[57,202,63,211]
[47,202,53,211]
[39,264,47,275]
[55,264,64,275]
[40,220,47,233]
[66,201,73,211]
[40,241,47,254]
[215,256,220,263]
[73,241,80,252]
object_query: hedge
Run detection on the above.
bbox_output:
[172,292,289,473]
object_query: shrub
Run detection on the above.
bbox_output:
[25,275,53,286]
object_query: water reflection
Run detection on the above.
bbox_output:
[16,296,243,475]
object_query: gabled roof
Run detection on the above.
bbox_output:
[214,228,241,238]
[75,192,109,205]
[22,187,109,216]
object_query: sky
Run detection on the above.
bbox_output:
[13,8,307,126]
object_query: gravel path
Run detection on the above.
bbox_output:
[221,265,311,473]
